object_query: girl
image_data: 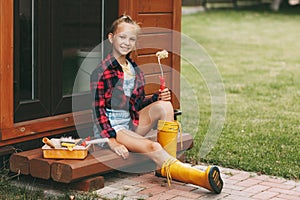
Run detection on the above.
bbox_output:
[90,15,223,194]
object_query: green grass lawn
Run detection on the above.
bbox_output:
[180,5,300,180]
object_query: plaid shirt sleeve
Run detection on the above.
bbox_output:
[90,59,117,138]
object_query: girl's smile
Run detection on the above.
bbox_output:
[109,22,137,58]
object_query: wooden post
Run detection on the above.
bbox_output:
[172,0,182,109]
[0,0,14,131]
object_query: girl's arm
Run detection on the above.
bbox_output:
[141,92,159,108]
[107,138,129,159]
[91,70,116,138]
[141,87,171,107]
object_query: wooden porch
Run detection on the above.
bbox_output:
[10,131,193,191]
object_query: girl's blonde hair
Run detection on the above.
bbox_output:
[109,15,140,35]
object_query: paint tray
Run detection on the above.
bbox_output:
[42,138,90,159]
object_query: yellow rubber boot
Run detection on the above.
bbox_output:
[157,120,181,157]
[161,159,223,194]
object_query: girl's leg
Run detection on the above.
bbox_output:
[116,128,171,167]
[115,128,223,194]
[111,101,174,166]
[135,100,174,136]
[115,101,223,194]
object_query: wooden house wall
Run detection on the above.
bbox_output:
[120,0,181,109]
[0,0,181,147]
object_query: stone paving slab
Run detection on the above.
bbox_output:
[96,164,300,200]
[10,163,300,199]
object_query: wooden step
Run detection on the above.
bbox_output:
[30,157,56,179]
[50,133,193,183]
[9,132,193,184]
[9,148,42,175]
[68,175,105,191]
[0,146,15,157]
[51,149,149,183]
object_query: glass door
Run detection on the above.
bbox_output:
[51,0,104,115]
[14,0,51,122]
[14,0,118,122]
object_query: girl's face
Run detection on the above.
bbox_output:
[109,22,138,57]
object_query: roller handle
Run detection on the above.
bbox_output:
[42,137,56,148]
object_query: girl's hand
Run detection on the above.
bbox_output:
[108,138,129,159]
[159,88,171,101]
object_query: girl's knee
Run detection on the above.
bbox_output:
[156,101,173,120]
[149,141,163,152]
[157,101,173,109]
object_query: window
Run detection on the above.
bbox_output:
[14,0,118,122]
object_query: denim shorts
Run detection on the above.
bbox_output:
[93,108,131,147]
[106,108,131,132]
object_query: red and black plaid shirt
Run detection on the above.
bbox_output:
[91,54,158,138]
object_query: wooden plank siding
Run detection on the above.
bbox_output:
[0,0,181,146]
[121,0,182,109]
[138,0,174,13]
[138,14,173,30]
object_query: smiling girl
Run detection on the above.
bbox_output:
[90,15,223,194]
